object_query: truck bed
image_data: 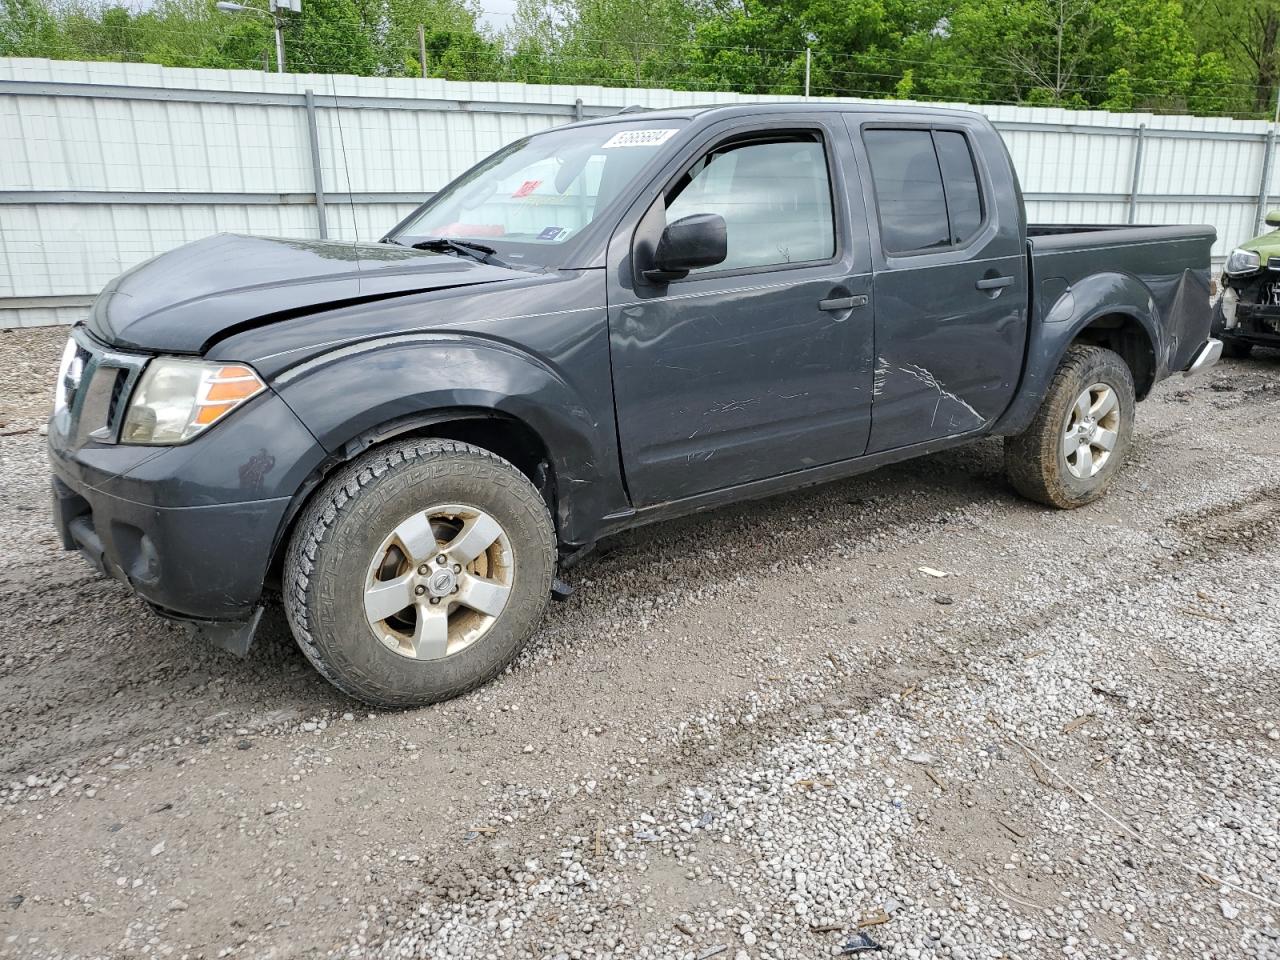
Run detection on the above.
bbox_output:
[1027,223,1216,378]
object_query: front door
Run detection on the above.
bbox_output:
[846,119,1028,453]
[607,118,875,507]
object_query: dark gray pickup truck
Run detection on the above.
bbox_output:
[49,102,1220,707]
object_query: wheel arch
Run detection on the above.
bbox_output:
[992,272,1163,436]
[263,407,563,592]
[1068,310,1157,399]
[261,335,628,589]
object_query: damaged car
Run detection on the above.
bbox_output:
[1215,211,1280,357]
[49,102,1220,707]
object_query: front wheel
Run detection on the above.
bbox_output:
[284,439,556,708]
[1004,345,1135,509]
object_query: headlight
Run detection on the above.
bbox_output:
[121,358,265,445]
[1225,248,1261,275]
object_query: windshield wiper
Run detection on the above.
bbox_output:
[408,237,510,268]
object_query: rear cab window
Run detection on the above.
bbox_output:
[862,127,986,255]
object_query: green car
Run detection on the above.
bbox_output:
[1216,211,1280,357]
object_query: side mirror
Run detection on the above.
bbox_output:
[644,213,728,282]
[1266,209,1280,227]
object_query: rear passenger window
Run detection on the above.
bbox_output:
[863,129,949,253]
[863,128,985,254]
[934,131,983,243]
[665,134,836,273]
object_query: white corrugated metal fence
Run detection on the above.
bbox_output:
[2,57,1275,328]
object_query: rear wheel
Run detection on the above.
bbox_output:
[1004,345,1135,509]
[284,439,555,708]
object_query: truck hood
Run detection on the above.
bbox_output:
[87,234,526,354]
[1237,227,1280,259]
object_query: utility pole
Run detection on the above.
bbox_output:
[1260,82,1280,233]
[418,24,428,79]
[217,0,299,74]
[273,9,285,73]
[804,47,811,99]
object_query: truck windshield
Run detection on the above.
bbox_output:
[389,120,685,266]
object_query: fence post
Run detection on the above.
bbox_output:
[1256,127,1276,235]
[304,89,329,240]
[418,25,428,80]
[574,97,584,121]
[1126,123,1145,225]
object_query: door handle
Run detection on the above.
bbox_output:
[975,276,1014,290]
[818,294,868,312]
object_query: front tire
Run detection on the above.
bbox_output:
[284,439,555,708]
[1004,345,1135,509]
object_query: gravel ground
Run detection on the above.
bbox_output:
[1,326,1278,960]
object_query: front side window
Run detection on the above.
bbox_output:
[664,134,836,273]
[863,127,986,254]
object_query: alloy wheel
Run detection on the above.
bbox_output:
[1062,382,1121,480]
[363,504,514,660]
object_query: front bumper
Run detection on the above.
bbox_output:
[50,469,289,653]
[1216,276,1280,344]
[46,329,328,654]
[1219,306,1280,345]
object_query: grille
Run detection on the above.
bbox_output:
[62,328,149,444]
[105,368,129,427]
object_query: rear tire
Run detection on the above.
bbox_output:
[1222,338,1253,360]
[284,439,555,708]
[1004,345,1135,509]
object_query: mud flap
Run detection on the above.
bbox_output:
[163,605,265,657]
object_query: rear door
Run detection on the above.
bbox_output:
[605,115,876,506]
[844,117,1028,452]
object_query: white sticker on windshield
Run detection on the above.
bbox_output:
[600,128,679,149]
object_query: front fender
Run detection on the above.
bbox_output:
[272,333,622,546]
[993,271,1163,436]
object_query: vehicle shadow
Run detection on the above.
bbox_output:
[1,434,1015,776]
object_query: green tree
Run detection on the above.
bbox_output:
[0,0,1264,115]
[507,0,697,87]
[283,0,379,74]
[1,0,66,56]
[1196,0,1280,112]
[917,0,1241,112]
[378,0,499,77]
[661,0,953,99]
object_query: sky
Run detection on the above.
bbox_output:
[477,0,517,32]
